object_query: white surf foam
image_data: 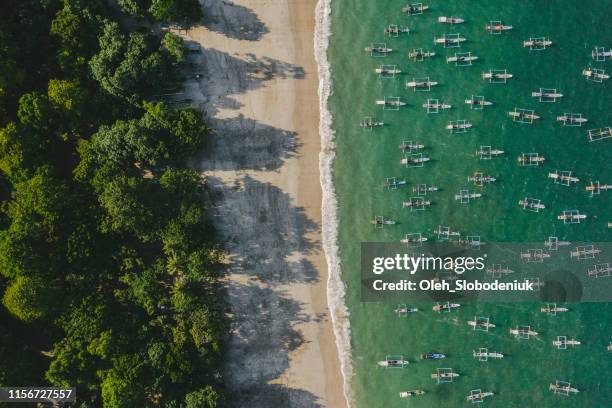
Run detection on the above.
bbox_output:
[314,0,354,406]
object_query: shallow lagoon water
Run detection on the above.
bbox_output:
[329,1,612,406]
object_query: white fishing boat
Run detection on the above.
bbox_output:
[486,23,512,31]
[365,45,392,53]
[409,49,435,59]
[375,67,402,75]
[434,35,466,45]
[447,54,478,63]
[465,98,492,106]
[445,121,472,130]
[582,68,610,81]
[377,359,408,367]
[524,38,552,48]
[422,101,451,110]
[438,16,464,24]
[556,115,588,125]
[532,90,563,98]
[509,111,540,121]
[401,156,430,165]
[406,80,438,88]
[375,98,406,107]
[399,390,425,398]
[482,71,512,80]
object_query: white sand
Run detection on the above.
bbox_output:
[181,1,347,406]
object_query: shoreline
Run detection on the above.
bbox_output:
[314,0,354,405]
[182,0,348,406]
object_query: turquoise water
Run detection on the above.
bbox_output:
[329,1,612,406]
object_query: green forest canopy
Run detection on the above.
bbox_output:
[0,1,225,407]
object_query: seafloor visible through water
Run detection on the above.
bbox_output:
[328,0,612,406]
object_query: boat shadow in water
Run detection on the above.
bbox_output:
[206,175,324,407]
[199,0,269,41]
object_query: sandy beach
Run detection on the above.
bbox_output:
[180,0,346,406]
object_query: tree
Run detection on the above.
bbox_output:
[17,92,51,131]
[185,386,219,408]
[0,168,71,278]
[161,32,186,63]
[117,0,150,17]
[149,0,202,23]
[90,21,172,99]
[48,79,85,113]
[100,355,146,407]
[2,276,51,322]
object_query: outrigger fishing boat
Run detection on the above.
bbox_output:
[409,49,436,59]
[399,141,424,151]
[384,178,407,189]
[359,118,384,128]
[421,353,446,360]
[473,350,503,359]
[438,16,464,24]
[403,199,431,208]
[586,182,612,193]
[365,45,392,54]
[454,191,482,201]
[401,156,430,165]
[583,68,609,81]
[402,3,429,14]
[556,115,588,125]
[375,66,402,75]
[509,110,540,121]
[518,199,545,211]
[557,212,587,222]
[510,328,538,337]
[467,391,494,402]
[550,381,579,395]
[593,47,612,59]
[431,371,459,380]
[377,359,408,367]
[532,89,563,99]
[548,172,579,183]
[384,26,410,35]
[406,79,438,89]
[553,338,581,347]
[399,390,425,398]
[432,303,460,312]
[433,225,460,238]
[465,97,492,106]
[482,71,512,80]
[468,174,496,184]
[468,319,495,329]
[422,100,451,110]
[394,305,418,314]
[518,155,545,165]
[523,38,552,48]
[434,35,466,46]
[486,22,512,32]
[541,305,569,313]
[376,98,406,107]
[371,217,396,226]
[447,54,478,63]
[476,147,503,156]
[413,185,438,193]
[445,121,472,131]
[400,235,428,244]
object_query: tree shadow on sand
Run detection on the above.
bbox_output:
[206,176,324,407]
[182,43,305,114]
[193,114,300,172]
[181,42,305,171]
[199,0,269,41]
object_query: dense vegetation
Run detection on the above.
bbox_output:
[0,1,225,406]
